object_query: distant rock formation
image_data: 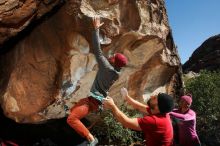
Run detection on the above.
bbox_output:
[0,0,182,123]
[183,34,220,73]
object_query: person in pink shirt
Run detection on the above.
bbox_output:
[170,94,201,146]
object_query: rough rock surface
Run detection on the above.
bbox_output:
[0,0,64,45]
[183,34,220,73]
[0,0,181,123]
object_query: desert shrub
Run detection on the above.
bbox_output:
[184,70,220,146]
[91,104,143,145]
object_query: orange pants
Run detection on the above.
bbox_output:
[67,97,100,139]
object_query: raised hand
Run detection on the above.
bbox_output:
[92,16,104,29]
[120,87,128,100]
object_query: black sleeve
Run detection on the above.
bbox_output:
[92,29,113,69]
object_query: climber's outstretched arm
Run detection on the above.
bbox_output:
[92,17,112,69]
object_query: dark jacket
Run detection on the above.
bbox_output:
[90,29,119,102]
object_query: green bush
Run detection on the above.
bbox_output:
[91,104,143,145]
[184,70,220,146]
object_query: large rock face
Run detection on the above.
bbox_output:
[0,0,181,123]
[183,34,220,73]
[0,0,64,45]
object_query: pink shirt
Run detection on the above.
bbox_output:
[170,109,201,146]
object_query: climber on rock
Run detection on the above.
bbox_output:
[67,16,128,146]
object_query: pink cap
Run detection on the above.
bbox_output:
[180,94,192,105]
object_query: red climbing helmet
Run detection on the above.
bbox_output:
[113,53,128,68]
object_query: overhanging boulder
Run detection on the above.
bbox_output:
[0,0,182,123]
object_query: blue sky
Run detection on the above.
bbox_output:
[165,0,220,64]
